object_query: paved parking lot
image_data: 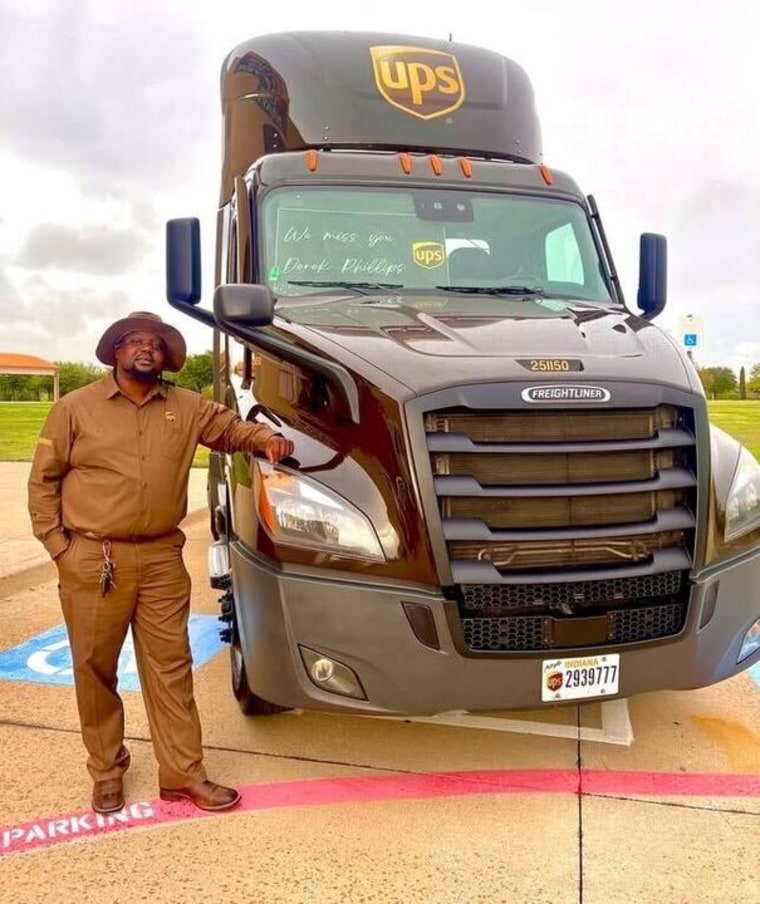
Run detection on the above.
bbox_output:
[1,463,759,903]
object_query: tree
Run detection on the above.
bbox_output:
[739,366,747,400]
[748,363,760,395]
[56,361,107,396]
[0,375,29,401]
[174,352,214,394]
[697,366,737,399]
[25,375,54,400]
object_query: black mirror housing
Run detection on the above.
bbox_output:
[637,232,667,320]
[214,284,275,327]
[166,218,202,306]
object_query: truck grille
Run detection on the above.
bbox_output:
[425,404,698,653]
[460,571,684,610]
[462,601,687,652]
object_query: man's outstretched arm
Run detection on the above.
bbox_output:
[197,397,294,461]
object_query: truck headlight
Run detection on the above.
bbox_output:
[254,460,385,562]
[725,447,760,542]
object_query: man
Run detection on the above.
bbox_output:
[28,311,294,815]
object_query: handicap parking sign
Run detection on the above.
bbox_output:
[677,315,703,351]
[0,615,225,691]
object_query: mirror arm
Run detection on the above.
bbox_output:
[219,321,360,424]
[167,298,217,329]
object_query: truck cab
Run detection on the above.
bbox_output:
[166,32,760,716]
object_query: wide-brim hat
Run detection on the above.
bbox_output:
[96,311,187,372]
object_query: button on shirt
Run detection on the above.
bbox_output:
[28,372,275,558]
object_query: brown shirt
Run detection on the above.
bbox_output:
[28,372,275,558]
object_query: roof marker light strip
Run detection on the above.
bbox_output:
[539,164,554,185]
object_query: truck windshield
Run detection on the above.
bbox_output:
[260,187,613,303]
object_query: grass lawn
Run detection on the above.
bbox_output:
[0,402,53,460]
[1,399,758,463]
[705,401,760,461]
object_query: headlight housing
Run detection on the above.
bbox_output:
[254,459,385,562]
[725,446,760,542]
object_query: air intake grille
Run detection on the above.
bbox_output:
[424,401,698,653]
[461,571,684,610]
[461,601,687,652]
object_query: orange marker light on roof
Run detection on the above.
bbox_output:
[305,150,318,172]
[430,155,443,176]
[539,164,554,185]
[400,153,413,174]
[459,157,472,178]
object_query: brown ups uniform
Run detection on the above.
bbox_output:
[28,372,274,788]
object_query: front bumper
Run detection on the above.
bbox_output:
[229,541,760,715]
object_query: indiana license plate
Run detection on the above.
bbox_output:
[541,654,620,702]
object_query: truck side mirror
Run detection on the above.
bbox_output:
[637,233,667,320]
[166,218,202,306]
[214,284,274,327]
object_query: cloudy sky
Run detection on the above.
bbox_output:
[1,0,758,372]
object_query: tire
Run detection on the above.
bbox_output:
[230,639,288,716]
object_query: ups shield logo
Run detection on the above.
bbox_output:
[370,45,465,120]
[413,242,446,269]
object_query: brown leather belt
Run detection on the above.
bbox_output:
[74,530,171,544]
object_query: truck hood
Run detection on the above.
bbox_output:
[278,293,694,394]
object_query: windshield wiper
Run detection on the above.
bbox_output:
[435,285,545,296]
[287,280,403,295]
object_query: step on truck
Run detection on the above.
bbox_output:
[166,31,760,716]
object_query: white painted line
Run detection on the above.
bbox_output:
[362,697,634,746]
[598,697,634,746]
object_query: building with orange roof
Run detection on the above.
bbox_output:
[0,353,59,400]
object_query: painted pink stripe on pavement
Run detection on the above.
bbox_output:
[3,768,759,858]
[582,770,760,797]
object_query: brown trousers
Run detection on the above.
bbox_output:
[56,530,207,788]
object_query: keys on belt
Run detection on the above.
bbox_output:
[99,540,117,597]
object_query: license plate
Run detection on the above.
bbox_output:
[541,654,620,702]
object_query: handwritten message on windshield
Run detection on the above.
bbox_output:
[272,210,420,284]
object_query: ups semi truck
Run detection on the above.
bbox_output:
[166,31,760,716]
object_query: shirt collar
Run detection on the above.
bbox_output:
[105,370,169,400]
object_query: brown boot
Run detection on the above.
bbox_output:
[92,778,124,814]
[160,780,241,811]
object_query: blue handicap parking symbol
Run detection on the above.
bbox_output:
[683,333,698,347]
[0,615,225,691]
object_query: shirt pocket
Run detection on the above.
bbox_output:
[160,418,189,461]
[69,417,105,467]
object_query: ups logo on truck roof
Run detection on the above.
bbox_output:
[370,45,465,120]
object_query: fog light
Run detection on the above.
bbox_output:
[299,646,367,700]
[311,658,335,683]
[738,618,760,663]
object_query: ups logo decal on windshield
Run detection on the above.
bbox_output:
[412,242,446,269]
[370,46,465,120]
